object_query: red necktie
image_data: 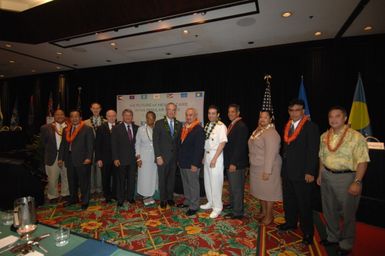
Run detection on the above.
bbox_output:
[127,125,133,142]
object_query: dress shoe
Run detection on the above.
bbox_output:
[117,202,124,207]
[277,223,297,231]
[177,203,188,208]
[186,209,198,216]
[337,247,351,256]
[320,239,338,247]
[223,204,232,210]
[49,198,59,204]
[209,210,221,219]
[64,201,76,207]
[81,204,89,210]
[128,199,135,204]
[160,201,167,209]
[302,234,313,245]
[224,213,234,219]
[167,200,175,206]
[200,203,212,210]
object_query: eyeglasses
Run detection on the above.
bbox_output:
[288,108,303,112]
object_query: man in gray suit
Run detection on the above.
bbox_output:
[58,110,94,210]
[153,102,182,209]
[40,109,69,204]
[111,109,139,207]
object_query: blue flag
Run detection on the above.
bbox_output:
[298,77,311,118]
[348,73,372,137]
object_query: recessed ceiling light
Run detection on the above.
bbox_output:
[158,20,162,23]
[183,29,189,34]
[56,52,62,55]
[364,25,372,31]
[0,75,4,78]
[9,60,15,63]
[314,31,322,36]
[56,66,61,69]
[282,11,292,18]
[110,42,116,47]
[5,44,12,48]
[31,69,36,73]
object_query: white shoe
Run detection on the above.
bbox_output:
[200,203,212,210]
[209,210,221,219]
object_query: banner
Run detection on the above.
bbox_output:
[116,91,205,125]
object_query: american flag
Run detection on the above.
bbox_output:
[261,75,274,120]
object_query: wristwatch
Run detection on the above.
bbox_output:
[354,178,362,185]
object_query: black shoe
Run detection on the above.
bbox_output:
[231,215,244,220]
[61,196,71,202]
[105,198,112,204]
[64,201,76,207]
[128,199,135,204]
[160,201,167,209]
[177,203,188,208]
[49,198,59,204]
[224,213,234,219]
[277,223,297,231]
[302,234,313,245]
[186,209,197,216]
[117,202,124,207]
[167,200,175,206]
[337,247,351,256]
[81,204,89,210]
[320,239,338,247]
[223,204,232,210]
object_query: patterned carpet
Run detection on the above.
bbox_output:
[36,183,327,256]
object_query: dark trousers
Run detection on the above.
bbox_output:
[116,164,136,204]
[227,168,245,216]
[66,154,91,205]
[157,158,177,202]
[282,178,314,237]
[101,162,115,200]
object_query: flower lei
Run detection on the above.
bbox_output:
[181,119,200,142]
[250,123,274,140]
[163,116,179,137]
[283,115,309,144]
[51,122,67,136]
[324,125,349,152]
[204,121,217,140]
[65,121,85,143]
[90,116,103,131]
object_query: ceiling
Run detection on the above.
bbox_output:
[1,0,384,79]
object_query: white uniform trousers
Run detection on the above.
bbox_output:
[45,156,69,199]
[203,150,224,212]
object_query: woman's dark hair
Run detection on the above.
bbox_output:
[146,111,156,119]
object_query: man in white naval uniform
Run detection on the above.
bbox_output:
[200,105,228,219]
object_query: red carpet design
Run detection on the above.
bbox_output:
[36,183,327,256]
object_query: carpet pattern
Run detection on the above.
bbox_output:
[36,183,326,256]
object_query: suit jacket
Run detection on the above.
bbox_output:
[40,123,61,165]
[111,122,139,166]
[281,120,320,180]
[58,124,94,167]
[153,118,182,163]
[224,119,249,169]
[178,125,205,169]
[95,122,116,164]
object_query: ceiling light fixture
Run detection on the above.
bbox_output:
[314,31,322,36]
[110,42,116,47]
[183,29,189,34]
[0,75,4,78]
[9,60,15,64]
[364,26,372,31]
[31,69,36,73]
[282,11,292,18]
[5,44,12,48]
[56,66,61,69]
[56,52,63,55]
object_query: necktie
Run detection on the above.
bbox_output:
[289,123,295,136]
[169,119,174,136]
[127,124,133,142]
[70,126,75,136]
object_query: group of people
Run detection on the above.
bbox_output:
[40,99,369,256]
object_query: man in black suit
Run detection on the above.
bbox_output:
[40,109,69,203]
[111,109,138,207]
[95,109,117,203]
[278,99,319,245]
[177,108,205,216]
[223,104,249,219]
[153,102,182,209]
[58,110,94,210]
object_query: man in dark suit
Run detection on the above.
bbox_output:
[153,102,182,209]
[223,104,249,219]
[111,109,138,207]
[58,110,94,210]
[177,108,205,216]
[279,99,319,245]
[95,109,117,203]
[40,109,69,203]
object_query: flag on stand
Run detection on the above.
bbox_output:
[261,75,274,120]
[10,98,19,130]
[348,73,372,137]
[298,76,311,118]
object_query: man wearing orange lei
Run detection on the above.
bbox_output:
[58,110,94,210]
[278,99,319,245]
[177,108,205,216]
[317,106,369,256]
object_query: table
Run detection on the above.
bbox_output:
[0,221,142,255]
